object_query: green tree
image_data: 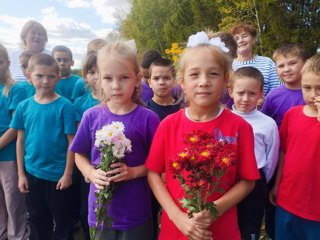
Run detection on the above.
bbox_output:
[119,0,320,57]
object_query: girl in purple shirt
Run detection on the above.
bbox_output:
[70,41,160,240]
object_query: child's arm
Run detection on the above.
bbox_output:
[16,130,29,193]
[264,124,280,182]
[315,96,320,121]
[56,134,74,190]
[0,128,17,149]
[106,162,147,183]
[148,170,213,240]
[269,151,285,205]
[214,179,255,217]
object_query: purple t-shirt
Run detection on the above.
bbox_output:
[261,85,304,127]
[70,104,160,230]
[140,81,154,103]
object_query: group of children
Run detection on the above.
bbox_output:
[0,25,319,240]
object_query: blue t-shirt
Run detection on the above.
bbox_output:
[74,93,99,122]
[17,81,35,98]
[10,96,77,181]
[55,74,82,101]
[0,83,27,161]
[71,78,91,101]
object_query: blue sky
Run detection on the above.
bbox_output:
[0,0,131,67]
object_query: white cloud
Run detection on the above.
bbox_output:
[57,0,91,8]
[91,0,131,24]
[0,15,30,50]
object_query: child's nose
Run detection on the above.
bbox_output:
[199,75,209,86]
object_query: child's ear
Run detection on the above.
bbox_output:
[71,59,74,67]
[26,71,32,83]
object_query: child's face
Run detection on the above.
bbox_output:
[229,77,262,113]
[0,54,10,81]
[276,54,305,87]
[140,67,150,81]
[180,48,227,109]
[28,65,59,94]
[301,72,320,112]
[99,55,140,105]
[149,65,175,99]
[85,66,98,89]
[19,56,28,78]
[233,30,255,56]
[53,51,74,78]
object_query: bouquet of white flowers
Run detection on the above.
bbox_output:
[91,121,132,239]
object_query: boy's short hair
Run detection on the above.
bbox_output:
[301,53,320,75]
[207,31,238,59]
[87,38,107,54]
[27,53,59,74]
[51,45,73,60]
[149,58,176,78]
[273,43,308,62]
[230,66,264,91]
[230,23,257,38]
[140,50,162,69]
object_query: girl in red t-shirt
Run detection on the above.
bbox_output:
[146,32,260,240]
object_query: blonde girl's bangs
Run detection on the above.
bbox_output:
[0,44,14,97]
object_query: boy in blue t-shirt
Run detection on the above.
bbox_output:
[52,45,83,101]
[10,53,76,240]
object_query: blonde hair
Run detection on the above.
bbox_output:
[178,44,232,83]
[97,40,142,104]
[0,44,15,97]
[301,53,320,76]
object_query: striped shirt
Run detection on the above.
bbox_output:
[233,55,280,95]
[9,48,51,82]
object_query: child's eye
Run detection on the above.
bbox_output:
[277,64,284,69]
[189,73,199,77]
[152,77,159,81]
[209,72,219,76]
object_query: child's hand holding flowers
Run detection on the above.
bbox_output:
[90,121,132,239]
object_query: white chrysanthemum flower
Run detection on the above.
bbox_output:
[111,121,125,132]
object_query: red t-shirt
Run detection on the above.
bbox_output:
[146,109,260,240]
[277,106,320,221]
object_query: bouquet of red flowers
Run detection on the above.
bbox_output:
[169,129,237,219]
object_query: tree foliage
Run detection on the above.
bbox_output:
[119,0,320,57]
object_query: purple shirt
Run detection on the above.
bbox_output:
[140,81,154,103]
[261,85,304,127]
[70,104,160,230]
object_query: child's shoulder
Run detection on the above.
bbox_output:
[255,110,278,127]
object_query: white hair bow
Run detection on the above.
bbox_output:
[125,39,137,53]
[187,31,229,53]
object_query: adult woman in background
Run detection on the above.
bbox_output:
[10,20,49,82]
[230,23,280,97]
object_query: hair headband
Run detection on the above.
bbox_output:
[187,31,229,53]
